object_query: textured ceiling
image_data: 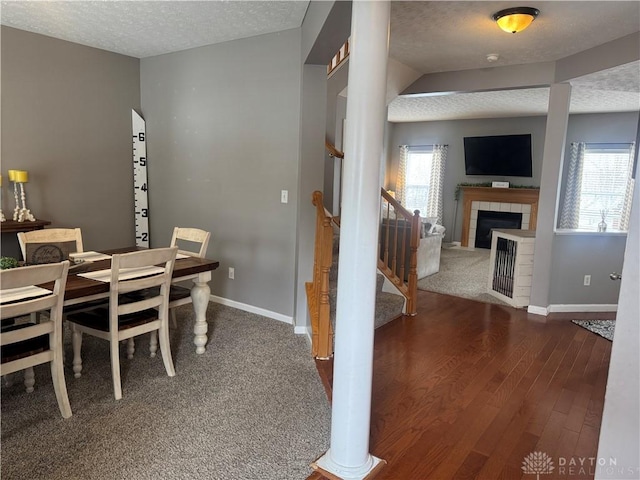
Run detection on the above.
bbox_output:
[390,1,640,74]
[0,1,310,58]
[388,80,640,123]
[1,1,639,122]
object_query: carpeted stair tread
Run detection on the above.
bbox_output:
[328,232,405,334]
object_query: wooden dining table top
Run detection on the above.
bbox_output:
[49,247,219,301]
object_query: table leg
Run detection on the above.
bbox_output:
[191,272,211,354]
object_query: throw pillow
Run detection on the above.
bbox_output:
[421,217,439,236]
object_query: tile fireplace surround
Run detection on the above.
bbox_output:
[460,187,539,247]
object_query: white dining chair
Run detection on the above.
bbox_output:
[0,261,72,418]
[17,228,84,264]
[167,227,211,326]
[66,247,178,400]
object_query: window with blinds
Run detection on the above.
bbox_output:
[578,145,634,231]
[405,148,433,215]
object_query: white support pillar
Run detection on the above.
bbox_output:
[529,83,572,314]
[313,2,390,479]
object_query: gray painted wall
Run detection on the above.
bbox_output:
[140,29,302,318]
[1,26,140,258]
[549,111,638,305]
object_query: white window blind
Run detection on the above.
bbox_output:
[578,145,634,231]
[404,148,433,215]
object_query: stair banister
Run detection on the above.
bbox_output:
[306,188,420,360]
[379,188,419,316]
[305,191,334,359]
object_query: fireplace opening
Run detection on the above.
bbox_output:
[475,211,522,249]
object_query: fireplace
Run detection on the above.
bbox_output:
[460,187,539,247]
[475,211,522,249]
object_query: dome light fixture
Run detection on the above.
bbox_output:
[492,7,540,34]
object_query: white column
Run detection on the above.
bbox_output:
[529,83,571,314]
[313,2,389,479]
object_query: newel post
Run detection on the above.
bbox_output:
[406,210,420,316]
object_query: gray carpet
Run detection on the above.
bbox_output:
[572,319,616,341]
[417,247,511,306]
[1,304,330,480]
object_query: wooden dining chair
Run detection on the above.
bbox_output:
[167,227,211,326]
[66,247,178,400]
[17,228,84,264]
[0,261,72,418]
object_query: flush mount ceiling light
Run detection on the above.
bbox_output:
[492,7,540,33]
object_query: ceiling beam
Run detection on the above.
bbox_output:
[555,32,640,83]
[400,62,556,97]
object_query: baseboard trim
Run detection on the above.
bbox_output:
[209,295,293,325]
[527,304,618,316]
[528,305,549,316]
[548,304,618,313]
[294,325,311,338]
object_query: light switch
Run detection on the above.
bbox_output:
[281,190,288,204]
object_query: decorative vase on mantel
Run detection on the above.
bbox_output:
[598,209,607,232]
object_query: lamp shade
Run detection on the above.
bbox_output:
[492,7,539,33]
[14,170,29,183]
[8,169,18,182]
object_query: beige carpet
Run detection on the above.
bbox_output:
[417,247,511,307]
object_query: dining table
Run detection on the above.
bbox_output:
[59,247,219,354]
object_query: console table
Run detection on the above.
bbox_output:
[0,219,51,234]
[487,229,536,307]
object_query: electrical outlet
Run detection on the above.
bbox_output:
[584,275,591,286]
[229,267,235,280]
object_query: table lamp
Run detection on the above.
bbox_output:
[8,170,21,221]
[14,170,36,222]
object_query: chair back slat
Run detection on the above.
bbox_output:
[170,227,210,257]
[1,321,54,346]
[117,274,167,294]
[1,296,58,320]
[0,261,67,290]
[118,297,163,316]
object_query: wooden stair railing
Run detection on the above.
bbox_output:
[325,140,344,159]
[378,189,420,316]
[306,186,420,358]
[306,191,335,359]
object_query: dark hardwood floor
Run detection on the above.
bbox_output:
[310,290,614,480]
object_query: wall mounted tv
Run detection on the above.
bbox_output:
[463,134,533,177]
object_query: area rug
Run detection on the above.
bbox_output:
[417,247,510,306]
[572,319,616,341]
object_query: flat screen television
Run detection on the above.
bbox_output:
[463,134,533,177]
